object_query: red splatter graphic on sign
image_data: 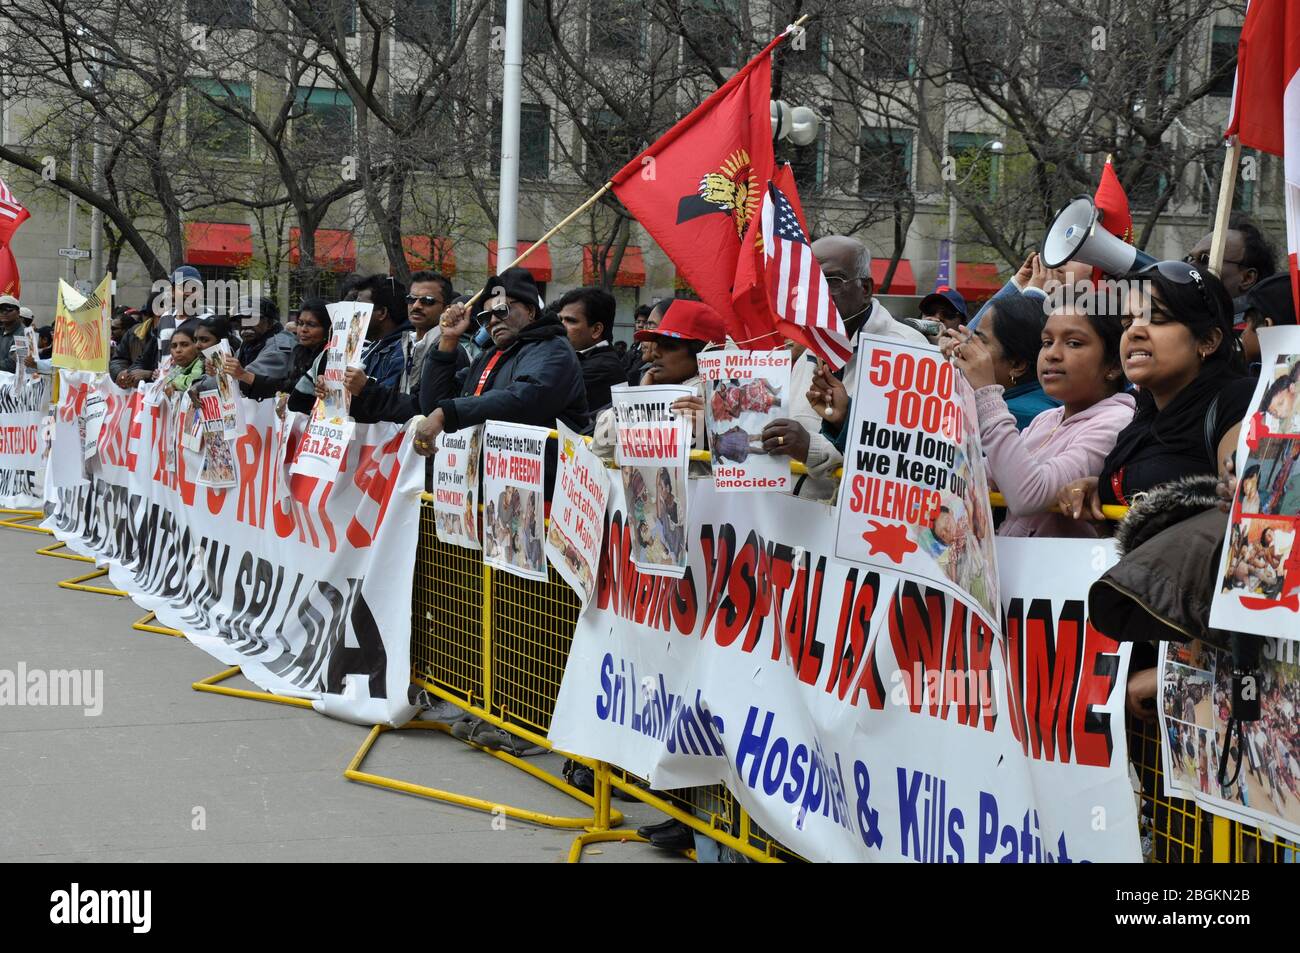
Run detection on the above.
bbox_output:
[861,520,917,563]
[1241,594,1299,612]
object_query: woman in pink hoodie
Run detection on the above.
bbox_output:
[942,303,1135,537]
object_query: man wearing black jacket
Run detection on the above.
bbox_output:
[555,286,624,416]
[405,268,588,453]
[223,295,296,396]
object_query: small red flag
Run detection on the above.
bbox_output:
[1094,156,1133,244]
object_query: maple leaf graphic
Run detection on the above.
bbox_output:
[861,520,918,563]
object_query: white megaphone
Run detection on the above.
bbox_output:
[1041,195,1156,275]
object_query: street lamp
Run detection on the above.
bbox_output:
[771,100,821,145]
[947,138,1004,285]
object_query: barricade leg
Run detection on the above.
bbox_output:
[133,611,185,638]
[567,775,782,863]
[191,667,316,709]
[0,511,52,535]
[343,720,624,831]
[56,566,128,597]
[35,540,95,563]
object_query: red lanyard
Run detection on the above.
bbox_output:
[474,351,505,396]
[1110,468,1128,506]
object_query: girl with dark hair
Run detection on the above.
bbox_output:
[943,291,1058,429]
[164,320,205,395]
[946,303,1134,537]
[247,298,330,412]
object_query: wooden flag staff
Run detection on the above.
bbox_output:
[463,13,813,311]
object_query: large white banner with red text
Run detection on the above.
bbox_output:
[0,370,49,507]
[549,482,1139,863]
[43,372,422,726]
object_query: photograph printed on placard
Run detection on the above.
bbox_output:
[1161,661,1216,730]
[1220,519,1294,600]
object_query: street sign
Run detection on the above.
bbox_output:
[58,247,90,260]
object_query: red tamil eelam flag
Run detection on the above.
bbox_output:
[1225,0,1300,316]
[609,31,787,343]
[0,176,32,248]
[760,180,852,369]
[1094,155,1133,243]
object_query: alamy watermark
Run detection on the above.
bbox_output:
[0,663,103,716]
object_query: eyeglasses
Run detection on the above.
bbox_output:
[1184,252,1245,269]
[824,275,852,292]
[475,305,510,328]
[407,294,445,307]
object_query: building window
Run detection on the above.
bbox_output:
[188,80,252,158]
[589,0,642,57]
[396,0,454,44]
[294,87,354,158]
[1209,26,1240,97]
[777,13,826,75]
[187,0,253,28]
[949,15,1004,85]
[862,7,916,80]
[289,269,348,303]
[681,0,739,68]
[1201,150,1255,213]
[1126,149,1171,211]
[494,0,551,54]
[1039,20,1088,89]
[858,127,913,197]
[776,139,823,194]
[295,0,356,38]
[492,102,550,180]
[585,109,637,181]
[947,132,1001,200]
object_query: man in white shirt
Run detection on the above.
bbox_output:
[761,234,926,501]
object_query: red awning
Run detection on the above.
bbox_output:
[289,228,357,272]
[583,245,646,287]
[401,235,456,276]
[184,222,253,268]
[871,258,916,296]
[488,241,552,282]
[956,262,1004,302]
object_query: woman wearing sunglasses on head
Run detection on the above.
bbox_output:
[1056,261,1253,723]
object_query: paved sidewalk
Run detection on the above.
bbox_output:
[0,523,679,863]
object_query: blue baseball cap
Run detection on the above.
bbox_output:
[172,264,202,284]
[919,287,968,321]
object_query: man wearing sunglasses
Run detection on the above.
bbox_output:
[405,267,588,454]
[402,271,455,392]
[0,294,21,373]
[1184,216,1276,302]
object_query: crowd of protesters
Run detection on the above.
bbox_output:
[6,208,1295,853]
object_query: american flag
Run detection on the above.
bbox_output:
[0,176,31,247]
[761,181,852,369]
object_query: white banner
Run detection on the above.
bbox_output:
[545,421,610,609]
[610,383,692,578]
[548,482,1138,863]
[1210,326,1300,636]
[1158,637,1300,844]
[433,425,482,550]
[836,335,1000,631]
[698,349,791,493]
[0,369,48,507]
[482,420,548,581]
[44,376,423,726]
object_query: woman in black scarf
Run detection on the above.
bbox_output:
[245,298,329,411]
[1057,262,1252,719]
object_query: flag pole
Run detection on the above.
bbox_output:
[1208,135,1242,274]
[472,13,814,309]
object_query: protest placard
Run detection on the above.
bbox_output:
[433,425,482,550]
[52,274,111,373]
[545,421,610,609]
[834,335,999,629]
[1210,327,1300,636]
[197,387,237,488]
[318,301,372,421]
[698,348,791,493]
[482,421,548,581]
[610,382,692,578]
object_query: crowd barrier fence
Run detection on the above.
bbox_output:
[4,467,1297,863]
